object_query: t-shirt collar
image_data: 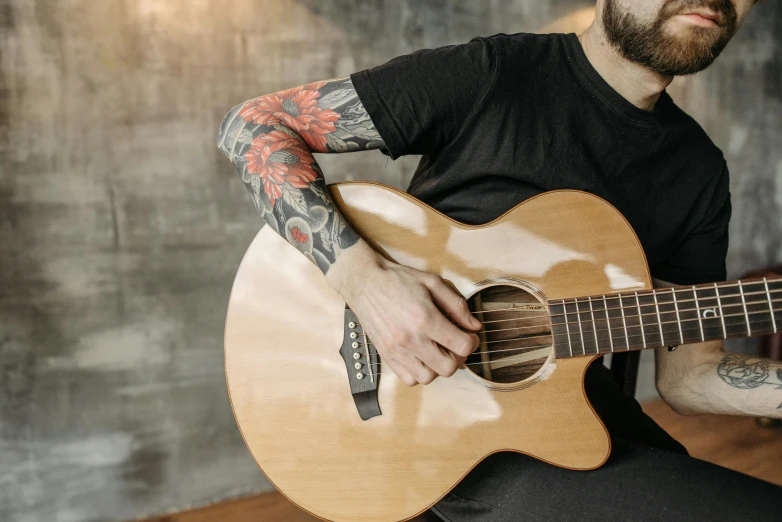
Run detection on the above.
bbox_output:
[563,32,673,125]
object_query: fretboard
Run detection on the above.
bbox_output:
[548,277,782,358]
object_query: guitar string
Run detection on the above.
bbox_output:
[365,309,778,374]
[442,286,782,322]
[412,305,779,345]
[548,282,782,314]
[359,295,782,340]
[367,353,554,373]
[357,306,779,365]
[364,312,774,371]
[370,366,782,380]
[355,283,782,377]
[470,296,782,338]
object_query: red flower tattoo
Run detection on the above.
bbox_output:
[239,82,340,151]
[290,226,309,244]
[244,130,318,207]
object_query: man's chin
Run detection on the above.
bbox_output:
[663,19,724,43]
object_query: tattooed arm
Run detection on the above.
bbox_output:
[216,77,385,274]
[216,77,481,386]
[653,279,782,417]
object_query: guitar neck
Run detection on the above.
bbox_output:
[548,277,782,358]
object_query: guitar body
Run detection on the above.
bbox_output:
[224,182,653,522]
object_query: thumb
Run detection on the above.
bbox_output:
[423,275,482,331]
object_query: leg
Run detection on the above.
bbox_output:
[427,439,782,521]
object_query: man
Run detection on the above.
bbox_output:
[217,0,782,519]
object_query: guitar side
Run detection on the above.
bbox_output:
[224,182,653,522]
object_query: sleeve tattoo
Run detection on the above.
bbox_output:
[216,77,386,274]
[717,354,782,409]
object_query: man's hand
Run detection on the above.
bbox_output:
[326,240,481,386]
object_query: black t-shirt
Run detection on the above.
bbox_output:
[350,32,732,454]
[350,31,730,286]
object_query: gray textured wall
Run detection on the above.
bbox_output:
[0,1,779,521]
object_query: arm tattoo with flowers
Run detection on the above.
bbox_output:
[216,77,387,274]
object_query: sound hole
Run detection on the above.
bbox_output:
[466,284,552,385]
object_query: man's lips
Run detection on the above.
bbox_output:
[676,9,723,27]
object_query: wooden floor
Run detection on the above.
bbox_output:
[138,400,781,522]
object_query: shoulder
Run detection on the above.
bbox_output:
[476,31,566,62]
[473,32,579,88]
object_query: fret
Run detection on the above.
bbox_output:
[573,298,586,354]
[619,295,630,351]
[770,279,782,331]
[713,283,728,338]
[563,303,574,357]
[735,280,776,339]
[693,285,705,342]
[738,281,751,336]
[652,292,665,346]
[666,286,704,345]
[634,292,647,349]
[638,292,665,347]
[591,295,618,353]
[694,286,725,341]
[563,301,585,357]
[712,282,751,339]
[602,295,614,352]
[587,296,600,353]
[550,301,576,358]
[574,297,600,355]
[652,288,681,346]
[764,277,778,334]
[671,288,684,345]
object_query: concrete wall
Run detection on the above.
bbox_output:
[0,1,779,521]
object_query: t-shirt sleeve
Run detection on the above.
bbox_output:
[349,36,498,159]
[652,162,732,285]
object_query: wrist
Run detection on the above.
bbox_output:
[325,240,385,300]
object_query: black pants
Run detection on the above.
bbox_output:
[423,362,782,521]
[424,438,782,521]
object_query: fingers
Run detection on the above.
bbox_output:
[422,276,480,358]
[415,340,461,378]
[423,275,482,331]
[386,350,437,386]
[385,358,417,386]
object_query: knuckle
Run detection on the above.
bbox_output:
[456,336,477,356]
[425,272,441,283]
[439,360,458,377]
[419,371,436,385]
[412,313,431,330]
[391,330,413,348]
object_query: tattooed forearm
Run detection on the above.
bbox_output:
[216,77,387,274]
[717,354,782,409]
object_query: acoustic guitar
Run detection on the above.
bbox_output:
[224,182,781,522]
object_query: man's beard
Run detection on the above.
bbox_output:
[602,0,738,76]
